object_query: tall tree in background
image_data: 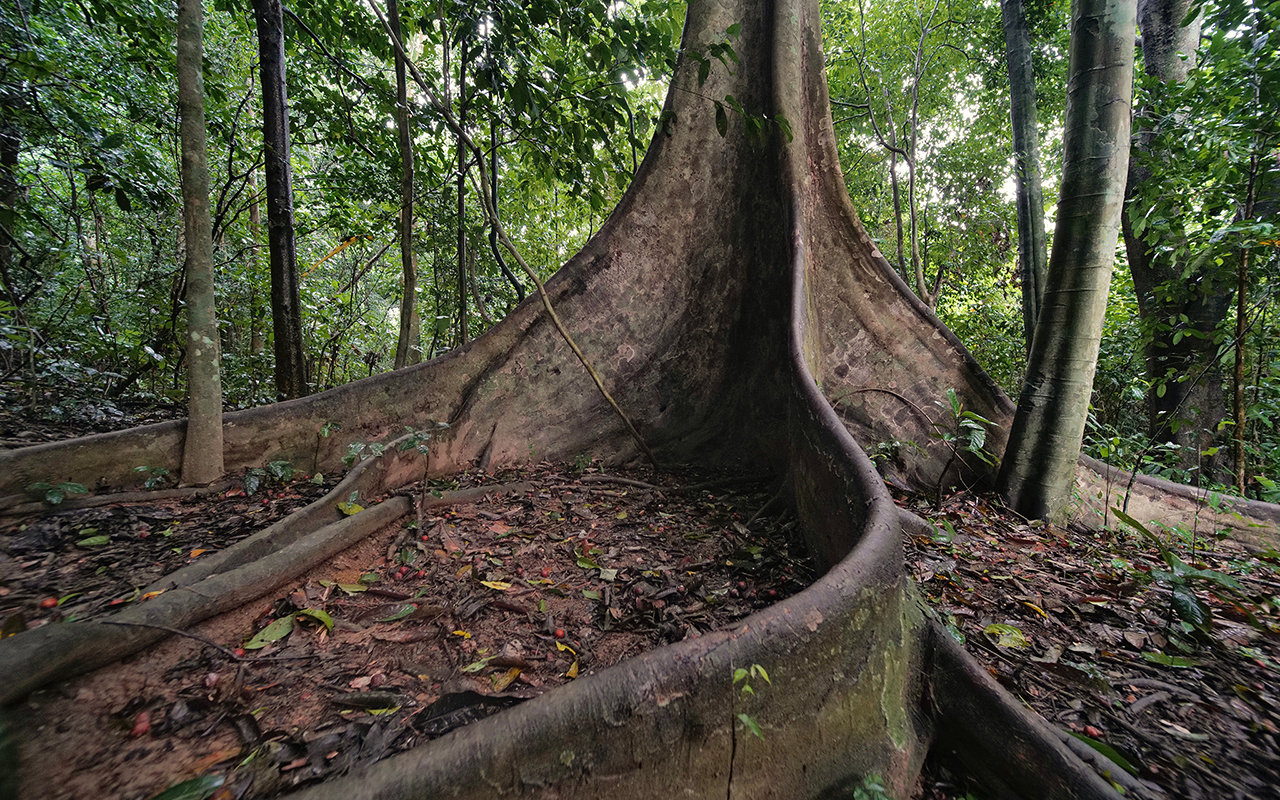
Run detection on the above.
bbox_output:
[1001,0,1049,354]
[999,0,1137,519]
[253,0,307,399]
[176,0,223,483]
[454,27,469,346]
[1121,0,1216,477]
[389,0,419,369]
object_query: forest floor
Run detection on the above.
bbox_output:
[2,408,1278,799]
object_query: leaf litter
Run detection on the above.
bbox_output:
[905,488,1280,800]
[6,452,1278,800]
[1,462,812,799]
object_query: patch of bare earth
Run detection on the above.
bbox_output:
[3,463,812,800]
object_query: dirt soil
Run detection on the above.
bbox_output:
[1,462,812,800]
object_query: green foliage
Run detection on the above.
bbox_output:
[732,663,770,740]
[133,465,172,490]
[25,481,88,505]
[1112,507,1245,634]
[1,0,682,413]
[932,388,995,464]
[850,774,894,800]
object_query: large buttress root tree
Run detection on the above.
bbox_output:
[2,0,1276,796]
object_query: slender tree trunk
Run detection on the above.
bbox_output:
[0,106,20,316]
[177,0,224,484]
[1120,0,1219,479]
[390,0,420,369]
[1234,152,1259,493]
[489,117,524,302]
[253,0,308,399]
[1001,0,1049,355]
[456,33,469,346]
[998,0,1137,520]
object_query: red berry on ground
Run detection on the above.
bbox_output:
[39,597,58,609]
[232,648,245,657]
[554,629,565,639]
[130,711,151,738]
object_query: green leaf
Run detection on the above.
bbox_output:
[714,101,727,137]
[76,535,110,547]
[244,616,294,649]
[984,623,1030,648]
[296,608,334,631]
[576,552,601,570]
[582,589,602,600]
[376,604,416,622]
[144,774,225,800]
[697,57,710,87]
[1065,731,1136,776]
[1141,651,1196,667]
[1171,583,1211,628]
[337,501,364,516]
[737,712,765,740]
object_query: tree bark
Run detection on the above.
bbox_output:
[389,0,420,369]
[1120,0,1219,479]
[998,0,1137,521]
[456,32,469,346]
[253,0,308,399]
[177,0,224,485]
[1001,0,1049,354]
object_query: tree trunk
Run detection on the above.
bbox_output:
[253,0,308,399]
[3,1,1274,798]
[1001,0,1049,355]
[998,0,1137,521]
[176,0,224,485]
[1120,0,1219,480]
[0,105,20,316]
[489,117,524,302]
[389,0,420,369]
[456,32,469,346]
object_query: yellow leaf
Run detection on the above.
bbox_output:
[492,667,521,692]
[566,660,579,679]
[190,549,207,558]
[452,630,471,639]
[1021,601,1049,620]
[480,580,512,591]
[141,590,165,601]
[336,501,364,516]
[555,641,576,655]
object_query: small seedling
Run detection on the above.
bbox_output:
[733,663,771,740]
[133,466,171,490]
[27,481,88,505]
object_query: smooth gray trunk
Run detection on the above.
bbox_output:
[998,0,1137,520]
[390,0,420,369]
[1001,0,1049,354]
[177,0,224,484]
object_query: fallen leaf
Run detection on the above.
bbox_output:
[492,667,521,691]
[244,616,294,649]
[480,581,512,591]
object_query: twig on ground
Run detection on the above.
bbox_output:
[100,620,317,662]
